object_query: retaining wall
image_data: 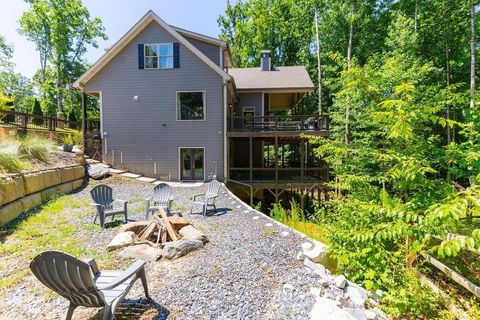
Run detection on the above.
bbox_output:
[0,165,85,226]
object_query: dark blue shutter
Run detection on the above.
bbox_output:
[173,43,180,68]
[138,44,144,69]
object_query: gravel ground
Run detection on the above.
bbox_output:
[0,176,320,320]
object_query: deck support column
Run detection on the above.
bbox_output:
[249,136,253,184]
[300,140,305,184]
[81,92,87,151]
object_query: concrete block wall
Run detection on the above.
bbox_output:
[0,165,85,226]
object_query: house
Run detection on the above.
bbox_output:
[74,11,328,204]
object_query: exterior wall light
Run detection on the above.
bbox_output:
[133,96,140,101]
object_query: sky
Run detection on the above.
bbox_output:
[0,0,230,77]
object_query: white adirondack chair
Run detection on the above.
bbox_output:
[145,183,174,219]
[30,250,149,320]
[190,180,221,216]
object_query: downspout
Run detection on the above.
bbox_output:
[223,81,229,180]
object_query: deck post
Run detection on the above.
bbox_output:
[81,92,87,151]
[300,140,305,184]
[274,134,279,183]
[249,136,253,184]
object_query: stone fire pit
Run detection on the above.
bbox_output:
[106,211,208,262]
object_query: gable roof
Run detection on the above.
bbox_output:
[170,25,226,47]
[228,66,314,92]
[73,10,231,89]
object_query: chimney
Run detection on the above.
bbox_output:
[260,50,271,71]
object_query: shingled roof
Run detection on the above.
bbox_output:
[228,66,314,92]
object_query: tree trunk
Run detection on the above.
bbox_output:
[445,45,452,180]
[470,2,476,109]
[345,1,355,145]
[315,9,323,115]
[347,1,355,69]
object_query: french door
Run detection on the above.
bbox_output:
[180,148,204,181]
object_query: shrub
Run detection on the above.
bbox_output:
[0,140,29,173]
[31,99,43,126]
[17,135,53,163]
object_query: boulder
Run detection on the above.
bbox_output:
[162,239,203,260]
[345,308,369,320]
[42,169,61,188]
[88,164,110,180]
[23,172,45,195]
[119,244,162,262]
[304,257,327,275]
[73,166,85,180]
[323,286,345,302]
[0,175,25,206]
[178,225,208,244]
[57,182,73,194]
[0,201,23,226]
[310,297,355,320]
[62,167,78,183]
[72,178,83,190]
[19,193,42,212]
[344,281,368,307]
[334,275,348,289]
[107,231,136,251]
[301,240,336,270]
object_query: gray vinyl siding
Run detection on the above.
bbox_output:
[84,21,224,180]
[183,36,221,67]
[235,92,263,116]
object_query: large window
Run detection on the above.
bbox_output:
[145,43,173,69]
[177,92,206,121]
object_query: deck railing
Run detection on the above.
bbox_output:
[229,167,329,182]
[228,115,329,132]
[0,109,99,133]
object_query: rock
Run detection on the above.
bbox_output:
[162,239,203,260]
[310,297,356,320]
[107,231,136,251]
[178,225,208,244]
[323,286,345,301]
[344,281,368,307]
[296,252,306,261]
[301,239,336,270]
[365,310,378,320]
[88,164,110,180]
[0,201,23,226]
[119,244,162,262]
[283,284,294,291]
[319,278,332,287]
[281,231,289,237]
[334,275,348,289]
[265,223,273,227]
[345,308,369,320]
[304,258,327,275]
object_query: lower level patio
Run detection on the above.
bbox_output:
[0,176,320,319]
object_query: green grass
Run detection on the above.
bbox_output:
[0,194,127,296]
[269,201,329,243]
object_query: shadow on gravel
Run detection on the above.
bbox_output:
[90,298,170,320]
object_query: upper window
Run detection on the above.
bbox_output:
[177,92,206,121]
[145,43,173,69]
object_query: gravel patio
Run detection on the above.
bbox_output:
[0,176,320,320]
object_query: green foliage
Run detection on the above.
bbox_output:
[62,134,74,145]
[17,135,53,163]
[19,0,106,115]
[221,2,480,317]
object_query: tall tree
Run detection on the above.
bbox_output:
[19,0,107,115]
[470,1,477,109]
